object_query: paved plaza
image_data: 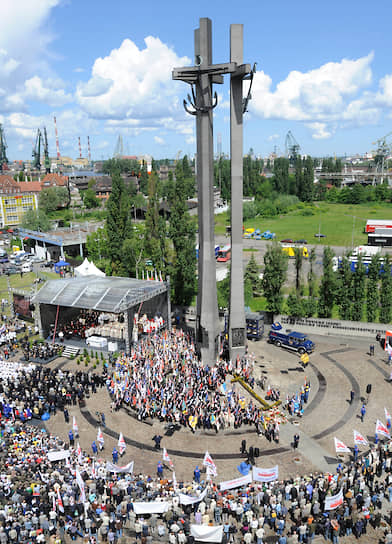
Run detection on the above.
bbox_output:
[41,330,392,485]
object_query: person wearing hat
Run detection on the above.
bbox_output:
[194,466,200,484]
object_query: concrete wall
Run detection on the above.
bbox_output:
[276,314,388,339]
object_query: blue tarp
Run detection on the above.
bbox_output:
[54,260,70,273]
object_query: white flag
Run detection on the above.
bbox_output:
[57,488,64,513]
[163,448,174,468]
[334,437,350,453]
[77,442,83,464]
[203,451,217,474]
[376,419,390,438]
[172,472,177,491]
[385,407,391,421]
[97,427,104,449]
[353,429,368,447]
[75,469,86,503]
[118,432,126,455]
[73,416,78,435]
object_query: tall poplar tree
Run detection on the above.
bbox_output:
[144,172,165,271]
[318,247,336,318]
[106,171,131,275]
[366,254,380,322]
[336,256,352,320]
[380,255,392,323]
[262,243,288,315]
[168,163,197,306]
[351,256,366,321]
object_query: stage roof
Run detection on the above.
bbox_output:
[33,276,167,313]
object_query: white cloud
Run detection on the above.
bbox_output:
[74,67,85,73]
[77,37,190,124]
[23,76,72,106]
[154,136,165,145]
[251,53,374,122]
[268,134,279,141]
[307,122,332,140]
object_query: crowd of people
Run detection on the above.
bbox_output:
[106,330,267,433]
[0,396,390,544]
[21,340,63,362]
[52,310,101,341]
[0,361,105,421]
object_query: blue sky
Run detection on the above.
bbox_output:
[1,0,392,162]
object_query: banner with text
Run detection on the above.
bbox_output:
[219,473,252,491]
[252,465,279,483]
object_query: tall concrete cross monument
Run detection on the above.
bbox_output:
[173,18,252,364]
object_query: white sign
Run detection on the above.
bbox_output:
[179,487,208,506]
[190,525,223,543]
[106,461,134,473]
[252,465,279,483]
[47,450,70,462]
[220,473,252,491]
[324,488,343,511]
[132,501,170,515]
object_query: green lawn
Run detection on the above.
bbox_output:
[215,202,392,247]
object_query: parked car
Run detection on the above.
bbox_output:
[280,238,293,243]
[294,239,308,244]
[2,266,19,275]
[314,233,326,238]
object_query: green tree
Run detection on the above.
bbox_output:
[351,256,366,321]
[39,186,69,213]
[286,290,305,318]
[301,156,314,201]
[336,256,352,320]
[21,209,51,231]
[380,255,392,323]
[86,226,109,263]
[294,158,303,198]
[105,171,131,275]
[139,165,149,195]
[82,188,100,208]
[272,158,289,194]
[366,254,380,323]
[168,164,197,306]
[244,254,261,296]
[318,247,336,318]
[262,242,288,315]
[145,172,166,271]
[294,247,303,292]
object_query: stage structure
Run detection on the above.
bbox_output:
[173,18,253,363]
[32,276,170,353]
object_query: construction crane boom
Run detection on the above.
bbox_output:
[54,116,61,160]
[43,127,50,173]
[285,130,301,165]
[0,124,8,171]
[32,129,42,171]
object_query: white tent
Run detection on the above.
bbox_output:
[74,258,106,277]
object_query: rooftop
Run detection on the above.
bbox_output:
[33,276,167,313]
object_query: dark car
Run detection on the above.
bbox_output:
[2,266,19,275]
[280,238,293,243]
[294,239,308,244]
[314,233,326,238]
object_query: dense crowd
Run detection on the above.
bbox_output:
[52,310,101,341]
[21,340,63,362]
[106,330,267,433]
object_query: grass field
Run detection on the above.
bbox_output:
[215,202,392,247]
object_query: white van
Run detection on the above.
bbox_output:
[21,262,32,273]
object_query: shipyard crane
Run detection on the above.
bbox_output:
[32,129,42,171]
[372,131,392,183]
[43,127,50,173]
[285,130,301,166]
[0,124,8,172]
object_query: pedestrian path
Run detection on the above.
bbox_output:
[279,420,339,473]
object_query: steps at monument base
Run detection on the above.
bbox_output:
[62,346,80,359]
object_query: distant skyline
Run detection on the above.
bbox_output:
[1,0,392,162]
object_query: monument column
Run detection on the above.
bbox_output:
[229,25,247,359]
[194,18,220,363]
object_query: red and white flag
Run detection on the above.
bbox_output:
[334,437,350,453]
[118,432,126,456]
[203,451,217,476]
[172,471,177,491]
[52,494,56,512]
[353,430,368,447]
[91,461,97,480]
[97,427,104,449]
[163,448,174,468]
[57,488,64,513]
[376,419,390,438]
[385,408,391,421]
[77,442,83,464]
[73,416,78,435]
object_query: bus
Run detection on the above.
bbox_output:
[217,245,231,262]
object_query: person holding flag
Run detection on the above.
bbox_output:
[118,432,126,456]
[91,441,98,455]
[203,451,217,477]
[112,447,119,463]
[72,416,79,438]
[163,448,174,469]
[97,427,104,450]
[386,407,391,430]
